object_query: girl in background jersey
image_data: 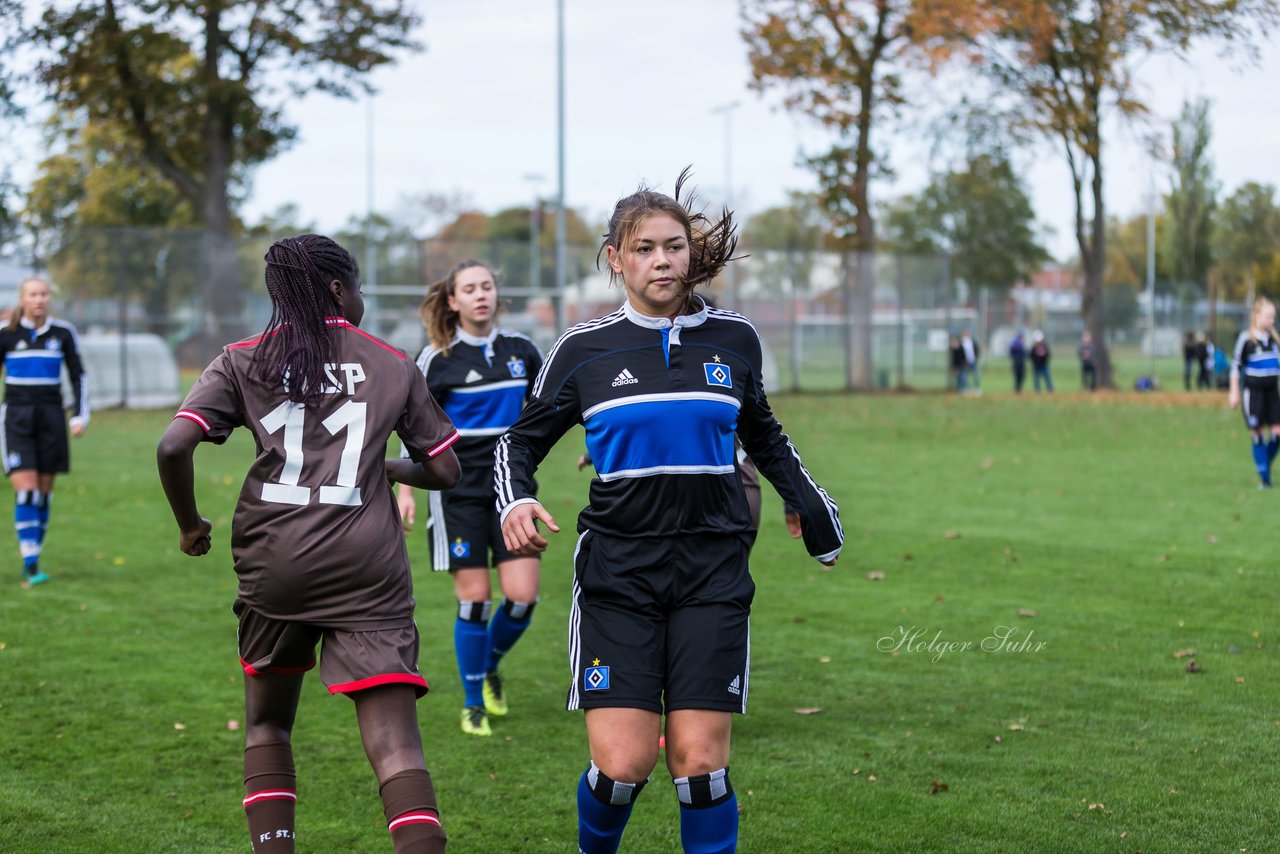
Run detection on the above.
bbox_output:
[0,276,89,587]
[157,234,461,854]
[1228,297,1280,487]
[397,261,544,737]
[497,171,843,854]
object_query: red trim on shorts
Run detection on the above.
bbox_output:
[327,673,429,696]
[243,789,297,807]
[174,410,211,431]
[241,657,316,677]
[388,812,441,832]
[426,430,460,458]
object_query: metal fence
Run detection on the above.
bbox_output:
[1,227,1248,400]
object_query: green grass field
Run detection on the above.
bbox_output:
[1,389,1274,853]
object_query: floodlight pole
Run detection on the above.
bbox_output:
[554,0,568,333]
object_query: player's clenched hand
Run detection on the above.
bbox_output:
[502,502,560,555]
[785,511,803,540]
[180,517,213,557]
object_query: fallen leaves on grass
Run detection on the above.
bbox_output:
[1172,648,1196,659]
[1017,608,1038,618]
[173,722,186,731]
[1206,534,1218,544]
[866,571,885,581]
[794,707,823,715]
[980,457,994,469]
[901,553,914,561]
[1186,660,1202,673]
[227,720,240,731]
[1088,803,1106,812]
[1007,724,1023,731]
[943,531,961,539]
[929,779,949,795]
[1236,676,1246,683]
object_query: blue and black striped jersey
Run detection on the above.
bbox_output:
[0,317,89,424]
[495,299,842,563]
[416,328,542,498]
[1231,331,1280,388]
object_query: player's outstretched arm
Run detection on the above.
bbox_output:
[501,501,560,556]
[386,448,461,491]
[156,417,213,557]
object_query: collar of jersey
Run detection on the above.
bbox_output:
[622,296,708,330]
[19,317,51,336]
[454,327,499,348]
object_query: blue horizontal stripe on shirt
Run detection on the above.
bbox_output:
[443,381,526,432]
[5,351,63,381]
[584,395,739,478]
[1245,355,1279,372]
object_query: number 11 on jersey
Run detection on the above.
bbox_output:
[259,400,367,506]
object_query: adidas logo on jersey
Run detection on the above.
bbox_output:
[465,369,483,383]
[727,675,741,696]
[611,368,639,387]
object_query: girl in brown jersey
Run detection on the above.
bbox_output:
[158,234,461,854]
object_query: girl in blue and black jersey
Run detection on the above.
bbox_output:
[1228,297,1280,487]
[0,276,88,586]
[396,261,544,737]
[496,170,843,854]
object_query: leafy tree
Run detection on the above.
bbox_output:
[979,0,1279,387]
[24,117,203,336]
[881,151,1047,293]
[741,0,990,389]
[1105,212,1171,293]
[1162,97,1217,302]
[1214,181,1280,301]
[26,0,420,356]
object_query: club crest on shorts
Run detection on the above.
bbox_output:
[704,356,732,388]
[584,658,610,691]
[507,356,527,378]
[451,538,471,559]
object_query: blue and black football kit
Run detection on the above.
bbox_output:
[416,327,543,570]
[1231,329,1280,484]
[0,316,89,582]
[495,298,843,715]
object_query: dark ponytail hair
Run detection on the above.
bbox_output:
[597,167,739,313]
[419,260,499,357]
[254,233,360,405]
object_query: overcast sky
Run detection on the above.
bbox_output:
[14,1,1280,262]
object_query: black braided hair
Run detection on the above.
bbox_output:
[254,234,360,405]
[597,166,741,312]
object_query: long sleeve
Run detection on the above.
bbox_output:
[735,335,842,563]
[62,321,90,426]
[493,342,581,523]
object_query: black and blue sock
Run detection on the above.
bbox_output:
[14,491,41,576]
[1253,436,1271,485]
[455,600,490,708]
[486,598,535,674]
[675,767,738,854]
[577,761,646,854]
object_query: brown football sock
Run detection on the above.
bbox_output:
[243,742,297,853]
[380,769,446,853]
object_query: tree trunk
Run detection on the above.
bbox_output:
[196,6,244,362]
[1085,148,1112,388]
